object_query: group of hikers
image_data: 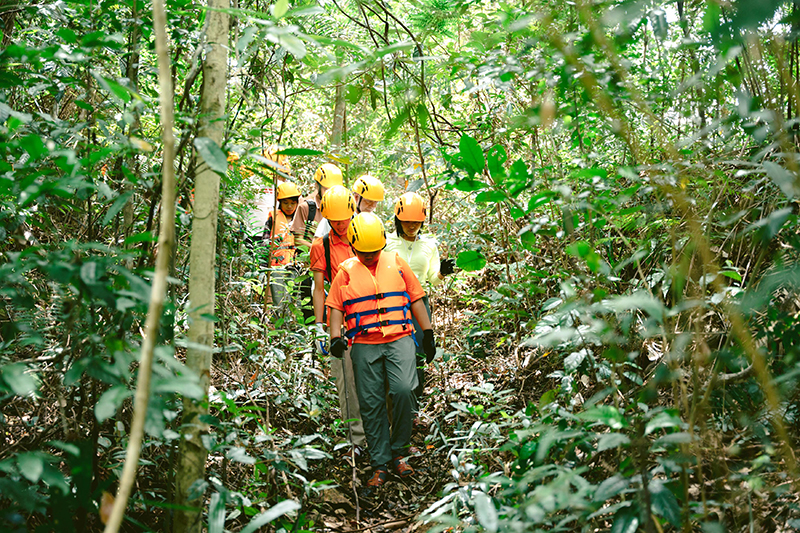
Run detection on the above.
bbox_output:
[257,160,455,490]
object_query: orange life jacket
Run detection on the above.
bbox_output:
[265,209,295,267]
[340,252,414,341]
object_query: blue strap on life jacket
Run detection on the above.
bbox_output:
[343,290,415,340]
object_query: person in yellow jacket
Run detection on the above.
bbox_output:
[384,192,455,401]
[326,212,437,488]
[263,181,302,309]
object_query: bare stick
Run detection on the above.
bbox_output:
[103,0,176,529]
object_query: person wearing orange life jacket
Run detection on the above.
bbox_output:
[384,192,455,402]
[291,163,344,324]
[263,181,302,309]
[314,173,385,239]
[326,212,437,489]
[309,186,366,458]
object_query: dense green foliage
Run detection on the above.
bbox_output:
[2,0,800,531]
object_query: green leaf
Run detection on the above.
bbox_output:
[452,177,487,192]
[208,491,227,533]
[602,291,666,321]
[95,75,132,104]
[539,388,557,411]
[273,0,289,18]
[649,479,681,527]
[17,452,44,483]
[194,137,229,175]
[276,33,306,59]
[21,134,47,159]
[487,145,507,181]
[645,409,682,435]
[384,106,410,140]
[416,102,429,131]
[240,499,301,533]
[527,191,554,212]
[459,134,485,175]
[747,207,794,243]
[610,508,639,533]
[95,385,133,422]
[457,250,487,271]
[102,191,133,226]
[597,433,631,452]
[375,41,415,58]
[763,161,800,199]
[594,474,630,502]
[650,8,668,40]
[578,405,629,429]
[226,447,256,465]
[0,363,38,396]
[473,492,498,533]
[475,190,506,203]
[273,147,324,156]
[345,84,362,105]
[56,28,77,43]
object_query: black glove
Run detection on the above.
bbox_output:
[330,337,347,359]
[440,258,455,276]
[422,329,436,363]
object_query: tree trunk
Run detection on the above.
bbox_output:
[173,0,229,531]
[331,83,346,150]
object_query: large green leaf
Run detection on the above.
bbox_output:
[487,144,507,181]
[610,508,639,533]
[578,405,629,429]
[473,492,498,533]
[457,250,487,271]
[194,137,229,175]
[0,363,38,396]
[240,499,301,533]
[459,134,485,175]
[16,452,45,483]
[649,479,681,527]
[95,385,133,422]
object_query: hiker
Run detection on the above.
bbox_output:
[263,181,302,310]
[315,173,385,239]
[291,163,344,324]
[309,185,366,458]
[385,191,454,404]
[326,212,437,488]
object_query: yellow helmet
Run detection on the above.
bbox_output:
[352,174,385,202]
[394,192,427,222]
[314,163,344,188]
[276,181,301,200]
[320,185,356,221]
[347,212,386,253]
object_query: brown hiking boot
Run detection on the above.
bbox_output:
[367,467,389,487]
[393,457,414,477]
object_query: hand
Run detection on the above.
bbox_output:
[422,329,436,363]
[312,323,327,354]
[330,337,347,359]
[440,258,455,276]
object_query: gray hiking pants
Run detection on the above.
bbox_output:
[350,335,418,468]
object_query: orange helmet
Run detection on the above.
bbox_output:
[276,181,301,200]
[394,192,427,222]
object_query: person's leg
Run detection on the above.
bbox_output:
[330,345,366,447]
[296,272,314,324]
[384,335,418,459]
[350,343,392,468]
[269,268,290,309]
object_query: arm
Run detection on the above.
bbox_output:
[430,241,444,285]
[294,232,314,250]
[330,308,345,338]
[312,270,326,325]
[410,298,432,330]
